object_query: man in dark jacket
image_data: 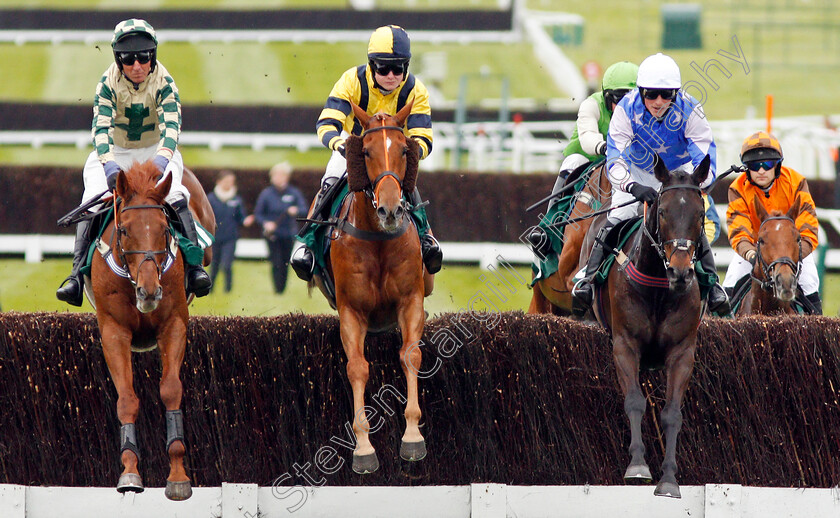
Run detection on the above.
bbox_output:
[254,162,307,293]
[207,170,247,293]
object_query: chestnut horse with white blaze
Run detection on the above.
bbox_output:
[87,161,214,500]
[736,196,802,316]
[323,100,430,473]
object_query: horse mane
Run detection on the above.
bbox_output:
[345,135,367,192]
[123,162,166,202]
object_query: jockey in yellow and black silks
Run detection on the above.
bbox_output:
[723,131,822,313]
[291,25,441,282]
[56,19,211,306]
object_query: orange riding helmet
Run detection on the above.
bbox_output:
[740,131,784,182]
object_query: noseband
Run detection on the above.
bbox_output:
[643,183,703,269]
[114,200,177,287]
[752,215,802,291]
[361,124,406,209]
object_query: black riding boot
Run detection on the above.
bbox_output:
[572,221,614,308]
[409,187,442,274]
[291,177,338,282]
[527,169,573,258]
[56,219,92,307]
[172,199,212,297]
[804,291,823,315]
[698,233,730,315]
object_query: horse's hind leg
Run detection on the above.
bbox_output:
[398,295,426,462]
[159,320,192,500]
[100,322,144,493]
[655,342,697,499]
[339,309,379,474]
[613,336,652,482]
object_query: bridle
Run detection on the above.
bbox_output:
[642,183,704,270]
[113,197,177,288]
[752,215,802,292]
[360,123,406,211]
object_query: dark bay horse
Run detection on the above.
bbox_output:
[736,196,802,316]
[87,162,215,500]
[529,162,611,315]
[322,100,429,473]
[591,155,710,498]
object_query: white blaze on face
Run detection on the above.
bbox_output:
[386,136,393,151]
[679,196,687,206]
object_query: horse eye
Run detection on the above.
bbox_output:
[757,238,764,245]
[363,148,370,157]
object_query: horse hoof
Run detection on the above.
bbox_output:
[116,473,144,493]
[352,452,380,474]
[399,440,427,462]
[165,480,193,501]
[623,464,652,482]
[654,480,681,498]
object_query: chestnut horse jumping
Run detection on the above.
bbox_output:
[86,161,214,500]
[591,156,711,498]
[529,162,611,315]
[736,196,802,316]
[319,100,429,473]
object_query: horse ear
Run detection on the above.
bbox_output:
[345,136,369,192]
[652,153,670,184]
[350,102,370,128]
[394,99,415,128]
[403,138,420,193]
[115,170,130,198]
[786,195,801,220]
[153,171,173,202]
[753,195,769,222]
[691,155,711,186]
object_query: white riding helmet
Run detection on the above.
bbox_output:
[636,53,681,89]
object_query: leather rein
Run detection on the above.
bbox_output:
[751,215,802,292]
[108,197,177,287]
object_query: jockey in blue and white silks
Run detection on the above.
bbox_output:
[572,52,730,315]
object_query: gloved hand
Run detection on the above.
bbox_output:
[104,160,120,191]
[745,249,757,266]
[595,141,607,156]
[628,183,658,204]
[152,155,169,175]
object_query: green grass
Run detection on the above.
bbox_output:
[0,258,535,317]
[4,258,838,316]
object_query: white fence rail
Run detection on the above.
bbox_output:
[1,483,838,518]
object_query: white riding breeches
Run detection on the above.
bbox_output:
[607,188,641,225]
[321,130,350,185]
[81,146,188,206]
[722,251,820,295]
[559,153,589,175]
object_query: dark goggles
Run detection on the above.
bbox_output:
[371,61,407,76]
[605,89,630,106]
[117,50,153,66]
[641,88,678,101]
[745,159,780,172]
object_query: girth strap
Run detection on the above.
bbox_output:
[335,217,410,242]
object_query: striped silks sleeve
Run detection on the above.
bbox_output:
[793,177,819,255]
[726,179,756,257]
[92,74,117,163]
[155,73,181,160]
[316,68,357,150]
[405,80,433,159]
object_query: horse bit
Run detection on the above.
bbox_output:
[112,202,177,287]
[642,183,704,270]
[752,215,802,291]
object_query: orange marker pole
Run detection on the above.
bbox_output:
[766,94,774,134]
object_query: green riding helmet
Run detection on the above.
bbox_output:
[111,18,158,73]
[602,61,639,111]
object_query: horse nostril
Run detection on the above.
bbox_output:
[137,287,147,299]
[155,286,163,299]
[376,207,388,219]
[395,206,404,219]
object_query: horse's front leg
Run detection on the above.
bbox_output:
[612,334,652,482]
[655,339,697,499]
[338,306,378,474]
[158,316,192,500]
[99,317,144,493]
[397,293,426,462]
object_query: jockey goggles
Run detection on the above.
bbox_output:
[371,61,407,76]
[641,87,678,101]
[605,89,631,106]
[745,159,780,172]
[117,50,153,66]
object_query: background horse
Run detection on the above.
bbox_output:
[320,100,428,474]
[529,162,611,315]
[591,156,710,498]
[88,162,215,500]
[736,196,802,316]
